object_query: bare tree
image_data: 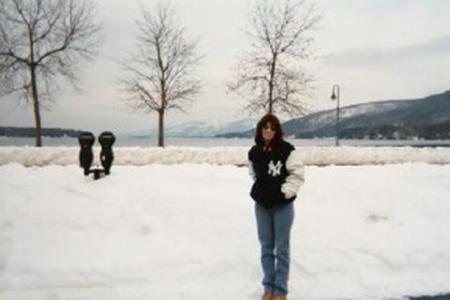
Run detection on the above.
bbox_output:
[0,0,101,146]
[228,0,320,117]
[119,2,202,147]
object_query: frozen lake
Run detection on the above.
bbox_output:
[1,136,450,148]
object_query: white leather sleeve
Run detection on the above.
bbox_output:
[248,160,256,181]
[281,150,305,199]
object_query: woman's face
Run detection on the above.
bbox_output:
[262,122,275,143]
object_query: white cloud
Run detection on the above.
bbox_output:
[1,0,449,133]
[325,36,450,67]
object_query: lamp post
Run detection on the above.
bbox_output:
[331,84,340,146]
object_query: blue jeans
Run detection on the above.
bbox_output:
[255,202,295,296]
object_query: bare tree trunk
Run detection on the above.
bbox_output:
[118,2,201,146]
[268,55,277,114]
[158,110,164,147]
[0,0,101,147]
[28,23,42,147]
[30,65,42,147]
[227,0,320,117]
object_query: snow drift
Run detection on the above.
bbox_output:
[0,146,449,167]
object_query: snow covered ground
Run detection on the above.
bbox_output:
[1,162,450,300]
[1,146,450,166]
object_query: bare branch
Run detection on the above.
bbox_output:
[0,0,102,146]
[228,0,320,117]
[117,1,202,146]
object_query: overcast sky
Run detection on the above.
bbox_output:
[1,0,449,134]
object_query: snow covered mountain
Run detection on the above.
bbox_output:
[127,118,256,138]
[165,118,257,137]
[222,90,450,140]
[286,90,450,139]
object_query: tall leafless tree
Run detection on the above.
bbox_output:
[119,2,202,147]
[0,0,101,146]
[228,0,320,117]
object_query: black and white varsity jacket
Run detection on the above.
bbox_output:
[248,140,305,208]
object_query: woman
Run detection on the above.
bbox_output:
[248,114,305,300]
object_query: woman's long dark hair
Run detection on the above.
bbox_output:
[254,113,284,148]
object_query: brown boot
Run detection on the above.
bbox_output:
[261,291,272,300]
[272,295,287,300]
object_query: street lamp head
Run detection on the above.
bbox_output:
[330,83,340,147]
[331,84,339,100]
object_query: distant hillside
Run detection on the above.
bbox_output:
[128,118,257,138]
[0,127,82,138]
[219,91,450,140]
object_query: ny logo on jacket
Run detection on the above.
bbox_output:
[268,160,282,177]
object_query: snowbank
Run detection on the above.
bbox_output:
[1,163,449,300]
[0,146,449,166]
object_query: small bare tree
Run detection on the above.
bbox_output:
[119,2,202,147]
[0,0,101,146]
[228,0,320,117]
